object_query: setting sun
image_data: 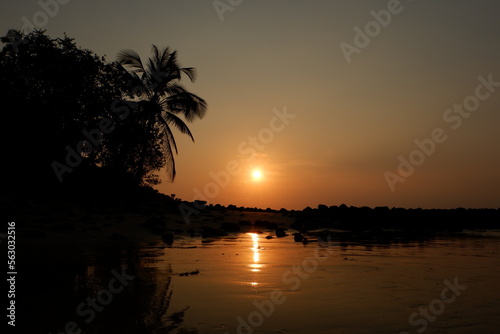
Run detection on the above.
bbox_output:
[252,169,263,181]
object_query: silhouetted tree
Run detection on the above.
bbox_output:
[116,45,207,184]
[1,30,206,194]
[1,30,129,191]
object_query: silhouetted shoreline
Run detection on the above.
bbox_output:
[3,185,499,248]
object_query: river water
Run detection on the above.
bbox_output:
[22,231,500,334]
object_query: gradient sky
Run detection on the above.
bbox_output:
[2,0,499,210]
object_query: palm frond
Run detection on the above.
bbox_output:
[164,92,207,122]
[158,118,178,181]
[146,57,159,85]
[162,134,176,182]
[152,45,171,69]
[117,49,145,73]
[163,112,195,142]
[160,82,185,101]
[165,50,183,80]
[181,67,197,82]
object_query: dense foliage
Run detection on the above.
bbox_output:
[0,30,206,194]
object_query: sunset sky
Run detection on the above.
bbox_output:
[2,0,499,210]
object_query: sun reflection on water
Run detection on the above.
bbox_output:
[251,232,260,265]
[248,233,261,288]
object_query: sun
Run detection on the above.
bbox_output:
[252,169,263,181]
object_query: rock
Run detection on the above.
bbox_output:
[179,269,200,276]
[275,228,288,238]
[293,233,304,242]
[161,233,174,245]
[302,237,309,245]
[265,235,274,239]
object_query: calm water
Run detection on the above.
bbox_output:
[21,232,500,333]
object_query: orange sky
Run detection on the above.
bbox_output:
[2,0,499,209]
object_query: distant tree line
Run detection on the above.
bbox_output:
[191,202,499,231]
[1,30,206,195]
[293,204,500,232]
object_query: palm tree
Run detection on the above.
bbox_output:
[116,45,207,183]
